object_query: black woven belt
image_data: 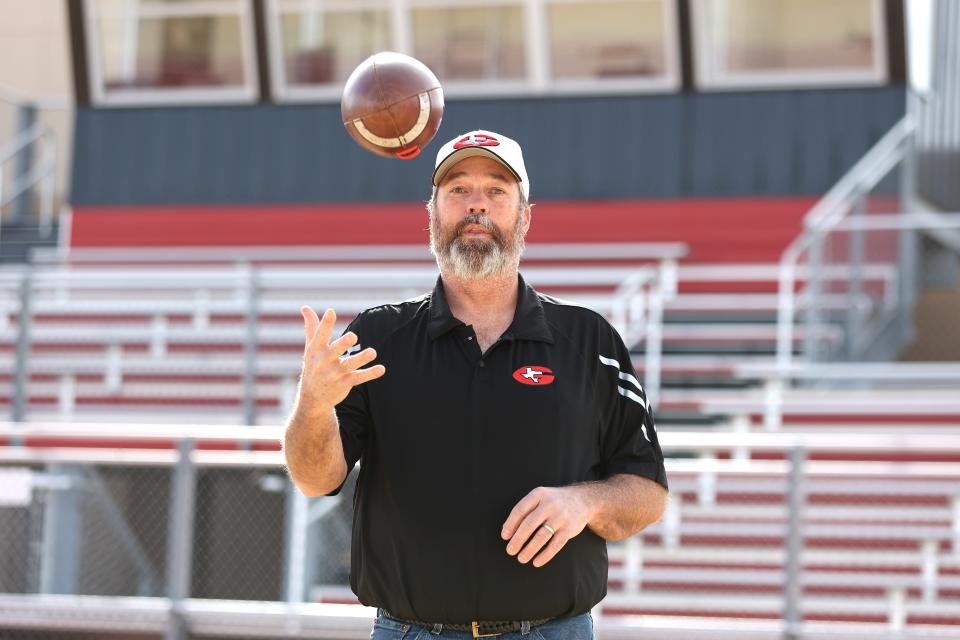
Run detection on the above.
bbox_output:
[383,611,551,637]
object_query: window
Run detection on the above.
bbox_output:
[265,0,679,100]
[411,3,527,89]
[692,0,887,89]
[267,0,392,101]
[546,0,679,91]
[84,0,258,105]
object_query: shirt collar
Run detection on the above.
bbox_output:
[427,272,554,344]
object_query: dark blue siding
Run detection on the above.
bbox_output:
[71,87,905,206]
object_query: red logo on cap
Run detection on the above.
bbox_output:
[512,366,555,386]
[453,134,500,149]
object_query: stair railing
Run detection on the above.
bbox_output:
[0,86,65,245]
[776,115,917,373]
[0,123,58,241]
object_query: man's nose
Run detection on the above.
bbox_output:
[467,191,488,214]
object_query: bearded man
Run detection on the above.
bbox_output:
[284,130,668,640]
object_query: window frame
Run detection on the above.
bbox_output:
[83,0,260,107]
[690,0,888,91]
[265,0,395,102]
[266,0,682,104]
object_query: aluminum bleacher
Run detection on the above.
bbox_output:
[0,246,906,424]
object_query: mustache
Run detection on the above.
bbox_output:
[454,214,498,237]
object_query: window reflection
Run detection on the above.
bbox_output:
[548,0,669,80]
[276,4,391,87]
[695,0,883,86]
[412,5,526,82]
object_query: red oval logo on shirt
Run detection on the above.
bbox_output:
[512,366,555,386]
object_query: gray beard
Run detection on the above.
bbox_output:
[430,212,525,280]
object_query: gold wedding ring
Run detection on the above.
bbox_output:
[542,523,556,536]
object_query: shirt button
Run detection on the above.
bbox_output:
[478,360,485,367]
[467,336,473,341]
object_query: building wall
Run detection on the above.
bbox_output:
[71,86,905,206]
[0,1,72,99]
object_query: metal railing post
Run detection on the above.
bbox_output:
[39,464,84,594]
[898,89,920,352]
[12,103,36,223]
[783,446,806,640]
[846,195,866,360]
[644,282,664,410]
[763,376,784,431]
[897,212,919,350]
[13,267,32,427]
[776,249,801,375]
[165,438,197,640]
[283,483,310,603]
[804,229,824,363]
[242,264,259,427]
[39,132,57,236]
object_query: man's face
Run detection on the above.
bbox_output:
[430,156,530,280]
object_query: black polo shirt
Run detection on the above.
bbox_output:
[332,273,667,623]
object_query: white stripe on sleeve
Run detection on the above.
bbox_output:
[599,355,644,394]
[616,387,651,442]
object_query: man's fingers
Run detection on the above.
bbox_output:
[531,532,568,568]
[329,332,359,358]
[301,306,321,344]
[351,364,386,385]
[312,308,337,347]
[506,510,549,557]
[516,525,556,564]
[340,347,377,371]
[501,490,541,540]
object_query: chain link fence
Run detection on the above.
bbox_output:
[0,462,166,598]
[0,444,359,640]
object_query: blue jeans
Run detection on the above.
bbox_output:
[370,610,594,640]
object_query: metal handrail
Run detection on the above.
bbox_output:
[777,211,960,372]
[804,116,916,231]
[776,112,917,372]
[0,123,45,165]
[0,122,58,239]
[0,85,71,111]
[0,85,64,243]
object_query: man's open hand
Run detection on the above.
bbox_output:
[500,486,597,568]
[298,306,385,410]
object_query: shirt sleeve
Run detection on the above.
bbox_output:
[328,314,373,496]
[597,322,668,490]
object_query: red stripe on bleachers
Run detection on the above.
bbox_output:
[70,197,821,263]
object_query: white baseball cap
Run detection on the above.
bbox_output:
[432,130,530,200]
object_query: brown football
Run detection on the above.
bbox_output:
[341,52,444,160]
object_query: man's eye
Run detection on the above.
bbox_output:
[490,187,505,195]
[451,186,467,193]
